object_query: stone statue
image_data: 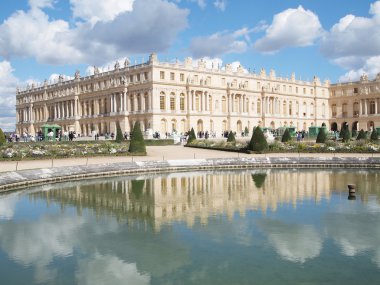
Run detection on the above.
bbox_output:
[114,61,120,70]
[58,75,64,82]
[93,66,99,75]
[74,70,80,79]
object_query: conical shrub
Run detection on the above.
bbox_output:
[356,129,366,140]
[115,122,123,143]
[0,128,6,145]
[316,126,327,143]
[248,126,268,153]
[227,131,236,143]
[340,124,351,142]
[128,121,146,154]
[187,127,196,144]
[281,128,291,142]
[370,129,378,142]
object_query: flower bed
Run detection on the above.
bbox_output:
[0,141,146,160]
[186,139,380,154]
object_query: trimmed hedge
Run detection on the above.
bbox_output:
[187,127,197,144]
[128,122,146,154]
[281,128,291,143]
[115,122,123,143]
[227,131,236,143]
[371,129,379,142]
[356,129,366,140]
[0,128,5,145]
[248,126,268,153]
[316,127,327,143]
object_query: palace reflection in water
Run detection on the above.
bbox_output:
[29,169,380,231]
[1,169,380,285]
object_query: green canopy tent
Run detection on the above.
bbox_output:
[41,124,61,141]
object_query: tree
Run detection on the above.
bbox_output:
[0,128,5,145]
[316,125,328,143]
[227,131,236,143]
[248,126,268,153]
[115,122,123,143]
[340,123,351,142]
[370,129,379,142]
[281,128,291,143]
[187,127,196,144]
[244,126,249,136]
[128,121,146,154]
[356,129,366,140]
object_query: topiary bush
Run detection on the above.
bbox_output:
[356,129,366,140]
[248,126,268,153]
[370,129,379,142]
[340,124,351,143]
[244,126,249,136]
[0,128,5,145]
[115,122,123,143]
[128,121,146,154]
[316,126,327,143]
[187,127,197,144]
[281,128,291,143]
[227,131,236,143]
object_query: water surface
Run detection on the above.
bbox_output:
[1,169,380,285]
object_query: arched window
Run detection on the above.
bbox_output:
[180,94,185,111]
[222,96,227,113]
[170,93,176,111]
[310,103,314,116]
[257,99,261,114]
[160,92,165,111]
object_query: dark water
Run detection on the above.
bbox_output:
[1,169,380,285]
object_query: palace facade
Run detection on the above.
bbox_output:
[15,53,380,137]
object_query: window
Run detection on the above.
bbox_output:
[129,75,133,83]
[137,74,140,81]
[303,88,306,94]
[310,88,314,95]
[353,102,359,116]
[289,102,292,116]
[170,94,175,111]
[354,87,359,94]
[370,101,376,115]
[332,104,337,117]
[257,82,261,90]
[257,99,261,114]
[209,95,212,112]
[222,96,227,112]
[144,72,148,81]
[296,87,298,93]
[289,86,292,93]
[180,73,184,82]
[283,85,286,92]
[195,94,200,111]
[180,94,185,111]
[160,71,165,80]
[222,78,226,85]
[170,72,175,80]
[160,93,165,110]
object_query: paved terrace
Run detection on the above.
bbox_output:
[1,145,380,192]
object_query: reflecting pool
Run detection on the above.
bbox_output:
[1,169,380,285]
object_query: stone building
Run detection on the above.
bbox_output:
[15,53,330,137]
[329,73,380,134]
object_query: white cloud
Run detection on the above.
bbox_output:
[259,220,323,263]
[190,0,206,10]
[76,254,150,285]
[29,0,55,9]
[254,5,323,53]
[0,61,18,130]
[214,0,227,11]
[0,0,189,65]
[189,28,250,58]
[70,0,134,25]
[321,1,380,81]
[0,193,19,220]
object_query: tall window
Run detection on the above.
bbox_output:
[342,103,348,117]
[332,104,337,117]
[257,99,261,114]
[209,95,212,112]
[160,71,165,80]
[180,73,184,81]
[180,94,185,111]
[160,93,165,110]
[283,101,287,115]
[370,100,376,114]
[170,94,175,111]
[195,94,200,111]
[222,96,227,112]
[289,102,292,116]
[170,72,175,80]
[353,102,359,116]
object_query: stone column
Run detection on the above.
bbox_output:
[375,99,378,115]
[364,99,368,115]
[192,91,195,111]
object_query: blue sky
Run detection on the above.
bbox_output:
[0,0,379,131]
